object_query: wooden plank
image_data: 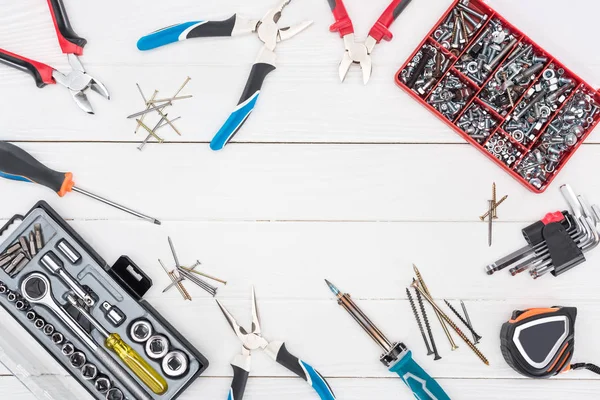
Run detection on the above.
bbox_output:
[1,143,599,222]
[1,376,600,400]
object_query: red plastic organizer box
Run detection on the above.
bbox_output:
[395,0,600,193]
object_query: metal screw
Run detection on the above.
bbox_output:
[413,279,441,360]
[406,288,434,356]
[411,281,490,366]
[460,300,480,345]
[444,300,483,343]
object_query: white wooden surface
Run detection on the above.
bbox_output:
[1,0,600,399]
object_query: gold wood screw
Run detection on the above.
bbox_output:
[411,281,490,366]
[479,195,508,220]
[413,264,458,351]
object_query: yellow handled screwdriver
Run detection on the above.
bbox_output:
[66,294,168,395]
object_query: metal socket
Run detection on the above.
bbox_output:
[162,350,189,378]
[56,240,81,264]
[130,320,153,343]
[146,334,170,359]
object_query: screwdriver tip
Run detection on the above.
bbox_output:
[154,219,162,225]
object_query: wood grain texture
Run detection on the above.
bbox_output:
[1,0,600,398]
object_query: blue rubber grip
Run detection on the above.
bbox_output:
[137,21,203,50]
[300,360,336,399]
[0,171,33,183]
[210,92,259,151]
[389,351,451,400]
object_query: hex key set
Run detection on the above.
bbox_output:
[0,201,208,400]
[396,0,600,193]
[486,184,600,279]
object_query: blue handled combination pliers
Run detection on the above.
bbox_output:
[137,0,312,151]
[215,287,336,400]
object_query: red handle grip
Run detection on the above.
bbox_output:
[0,48,55,87]
[327,0,354,37]
[369,0,413,42]
[46,0,87,56]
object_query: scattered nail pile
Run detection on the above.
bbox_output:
[159,237,227,300]
[127,77,193,151]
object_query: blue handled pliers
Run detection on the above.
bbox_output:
[137,1,312,151]
[215,287,336,400]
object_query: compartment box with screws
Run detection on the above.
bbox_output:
[396,0,600,193]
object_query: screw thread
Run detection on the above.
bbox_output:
[492,183,498,218]
[444,300,482,342]
[406,288,433,355]
[414,279,440,359]
[441,309,489,365]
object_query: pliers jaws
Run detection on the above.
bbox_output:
[52,54,110,114]
[339,35,375,85]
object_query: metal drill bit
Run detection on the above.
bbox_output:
[488,200,494,247]
[479,195,508,220]
[34,224,43,250]
[413,264,457,351]
[492,183,498,219]
[444,300,482,344]
[406,288,434,356]
[325,280,393,353]
[413,281,440,360]
[411,281,489,365]
[460,300,480,345]
[158,259,191,301]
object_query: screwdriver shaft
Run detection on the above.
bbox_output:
[72,187,161,225]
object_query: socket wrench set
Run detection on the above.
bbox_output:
[0,201,208,400]
[395,0,600,193]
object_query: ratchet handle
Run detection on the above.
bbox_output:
[266,342,336,400]
[389,350,451,400]
[105,334,168,395]
[369,0,414,42]
[46,0,87,55]
[327,0,354,37]
[0,49,55,88]
[0,142,74,196]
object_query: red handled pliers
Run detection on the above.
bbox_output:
[0,0,109,114]
[327,0,413,84]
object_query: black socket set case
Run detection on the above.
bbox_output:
[0,201,209,400]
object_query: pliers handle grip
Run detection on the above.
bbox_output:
[327,0,354,37]
[46,0,87,55]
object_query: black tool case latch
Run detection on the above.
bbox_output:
[521,211,585,276]
[108,256,152,300]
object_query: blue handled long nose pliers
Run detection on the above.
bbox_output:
[137,0,312,151]
[215,287,336,400]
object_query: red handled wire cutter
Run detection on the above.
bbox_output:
[326,0,414,84]
[0,0,109,114]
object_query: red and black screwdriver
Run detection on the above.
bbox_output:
[0,142,161,225]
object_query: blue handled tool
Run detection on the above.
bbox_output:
[215,287,336,400]
[325,280,451,400]
[137,1,312,151]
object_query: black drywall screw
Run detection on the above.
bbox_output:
[414,279,441,360]
[406,288,434,356]
[444,300,483,343]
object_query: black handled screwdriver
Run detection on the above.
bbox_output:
[0,142,161,224]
